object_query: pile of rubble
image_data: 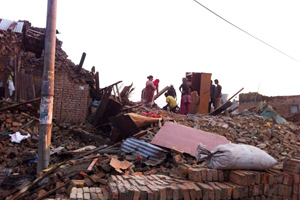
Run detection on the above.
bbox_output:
[1,19,300,200]
[137,108,300,163]
[0,98,300,199]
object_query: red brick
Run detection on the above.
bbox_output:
[230,171,249,186]
[208,182,221,200]
[224,182,242,199]
[196,182,214,200]
[177,184,190,200]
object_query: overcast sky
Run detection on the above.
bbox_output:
[1,0,300,107]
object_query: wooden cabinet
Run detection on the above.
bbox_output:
[188,72,212,114]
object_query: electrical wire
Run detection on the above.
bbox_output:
[193,0,300,63]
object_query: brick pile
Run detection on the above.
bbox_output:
[134,107,300,163]
[69,186,109,200]
[104,158,300,200]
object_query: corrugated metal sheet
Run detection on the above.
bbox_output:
[0,18,24,33]
[121,137,167,166]
[13,21,24,33]
[0,19,12,31]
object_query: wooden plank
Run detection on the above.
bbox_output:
[95,71,99,94]
[112,86,117,101]
[7,21,18,32]
[0,97,41,112]
[76,52,86,74]
[210,101,233,116]
[115,84,122,103]
[198,73,211,114]
[92,87,112,126]
[154,86,169,100]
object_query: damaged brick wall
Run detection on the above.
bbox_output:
[33,72,90,123]
[53,72,90,124]
[239,92,300,116]
[1,27,95,124]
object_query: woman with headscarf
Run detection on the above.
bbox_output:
[179,77,192,115]
[153,79,160,95]
[144,75,156,105]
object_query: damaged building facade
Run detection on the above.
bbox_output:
[0,19,100,123]
[239,92,300,116]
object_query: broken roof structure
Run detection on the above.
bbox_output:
[0,18,100,123]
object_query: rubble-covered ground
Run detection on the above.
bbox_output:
[1,100,300,199]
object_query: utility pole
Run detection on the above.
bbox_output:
[37,0,57,173]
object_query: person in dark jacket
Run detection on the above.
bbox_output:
[166,84,176,99]
[214,79,222,108]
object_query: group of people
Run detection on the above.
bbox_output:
[141,75,222,115]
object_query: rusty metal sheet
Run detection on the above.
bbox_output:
[151,122,230,156]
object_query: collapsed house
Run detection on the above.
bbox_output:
[1,18,300,200]
[0,18,100,123]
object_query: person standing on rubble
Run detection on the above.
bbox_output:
[179,77,192,115]
[144,75,156,106]
[214,79,222,108]
[167,84,177,100]
[209,80,215,113]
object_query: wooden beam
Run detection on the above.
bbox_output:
[75,52,86,74]
[99,81,122,91]
[0,97,41,112]
[115,85,122,102]
[112,86,117,101]
[227,87,244,101]
[95,71,99,93]
[154,86,169,100]
[7,161,67,200]
[7,21,18,32]
[92,87,112,126]
[33,182,69,200]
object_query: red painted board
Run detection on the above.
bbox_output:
[151,122,230,156]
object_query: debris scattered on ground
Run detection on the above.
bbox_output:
[1,19,300,200]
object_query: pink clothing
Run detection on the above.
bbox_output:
[180,94,191,115]
[144,80,156,103]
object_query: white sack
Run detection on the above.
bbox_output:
[195,143,277,170]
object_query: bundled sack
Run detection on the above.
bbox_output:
[195,143,277,170]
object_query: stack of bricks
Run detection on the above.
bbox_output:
[104,159,300,200]
[283,158,300,200]
[69,186,110,200]
[187,167,294,199]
